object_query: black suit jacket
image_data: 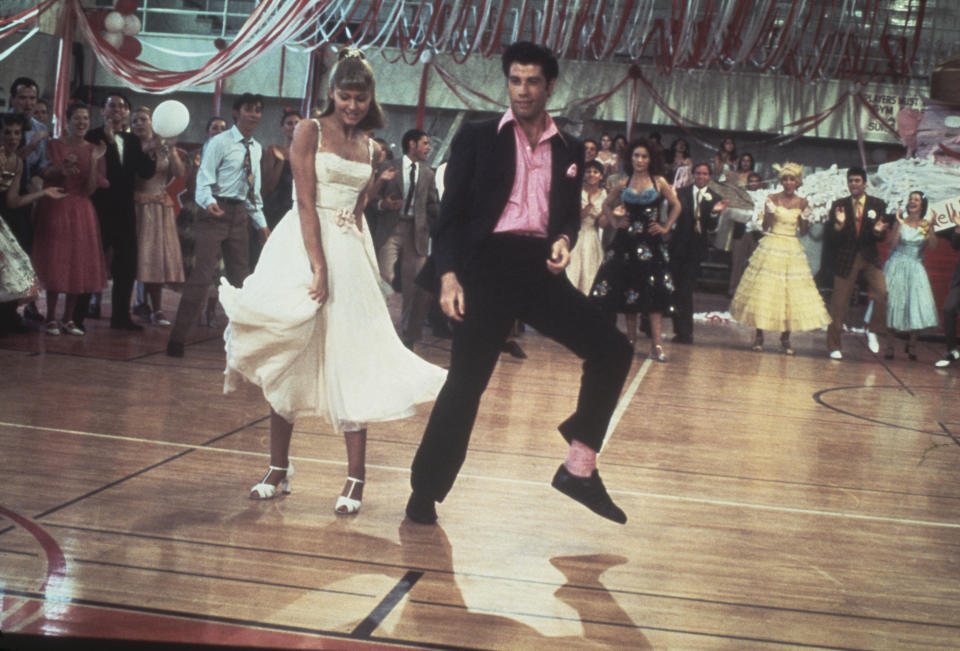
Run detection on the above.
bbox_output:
[433,118,584,277]
[670,184,722,263]
[825,194,891,278]
[85,126,155,232]
[941,227,960,289]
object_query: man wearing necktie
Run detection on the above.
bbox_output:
[373,129,439,339]
[81,93,156,331]
[668,162,727,344]
[166,93,270,357]
[825,166,892,360]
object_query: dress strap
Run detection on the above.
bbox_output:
[312,118,322,150]
[367,136,374,164]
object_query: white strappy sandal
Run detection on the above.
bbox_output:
[249,463,294,500]
[334,477,364,515]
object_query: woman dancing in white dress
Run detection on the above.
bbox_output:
[220,49,447,514]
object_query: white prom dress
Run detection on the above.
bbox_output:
[220,120,446,426]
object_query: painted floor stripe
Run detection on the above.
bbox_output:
[601,357,652,453]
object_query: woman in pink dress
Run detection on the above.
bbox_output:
[34,103,108,336]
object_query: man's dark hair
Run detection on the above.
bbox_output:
[692,161,713,175]
[623,138,666,178]
[402,129,427,155]
[501,41,559,82]
[583,138,598,149]
[102,92,131,110]
[232,93,264,113]
[847,166,867,182]
[10,77,38,98]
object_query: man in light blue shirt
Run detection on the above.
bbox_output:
[167,93,270,357]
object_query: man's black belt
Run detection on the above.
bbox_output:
[214,195,245,205]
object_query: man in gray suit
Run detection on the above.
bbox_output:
[374,129,440,336]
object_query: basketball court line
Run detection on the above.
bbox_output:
[2,411,957,530]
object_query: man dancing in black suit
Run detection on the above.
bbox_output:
[405,42,633,526]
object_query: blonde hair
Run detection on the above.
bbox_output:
[776,161,803,183]
[318,48,385,130]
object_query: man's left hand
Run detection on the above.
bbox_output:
[546,238,570,274]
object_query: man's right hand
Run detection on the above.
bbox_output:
[834,205,846,229]
[439,271,466,321]
[206,202,225,217]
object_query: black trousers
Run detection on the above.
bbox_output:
[669,257,700,340]
[74,210,138,324]
[410,235,633,502]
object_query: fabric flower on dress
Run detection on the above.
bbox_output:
[566,163,578,178]
[334,208,356,233]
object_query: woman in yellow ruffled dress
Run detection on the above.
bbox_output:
[729,163,830,354]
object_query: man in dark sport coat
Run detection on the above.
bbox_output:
[405,42,632,526]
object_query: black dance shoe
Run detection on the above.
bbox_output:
[551,464,627,524]
[405,492,438,525]
[501,340,527,359]
[111,317,144,331]
[166,340,185,358]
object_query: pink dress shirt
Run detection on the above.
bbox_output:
[493,108,558,238]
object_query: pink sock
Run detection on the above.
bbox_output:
[564,440,597,478]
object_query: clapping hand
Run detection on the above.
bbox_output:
[834,205,846,227]
[378,166,398,183]
[874,217,888,234]
[90,142,107,162]
[714,199,729,212]
[63,153,80,176]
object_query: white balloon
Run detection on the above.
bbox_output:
[102,31,124,48]
[121,15,141,37]
[104,11,124,33]
[152,100,190,139]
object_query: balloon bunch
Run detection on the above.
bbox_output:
[89,0,142,59]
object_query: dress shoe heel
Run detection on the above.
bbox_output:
[249,463,294,499]
[780,334,795,356]
[751,331,764,352]
[649,344,666,362]
[335,476,364,515]
[405,491,438,524]
[551,464,627,524]
[906,342,917,361]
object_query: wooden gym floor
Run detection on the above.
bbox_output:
[0,289,958,650]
